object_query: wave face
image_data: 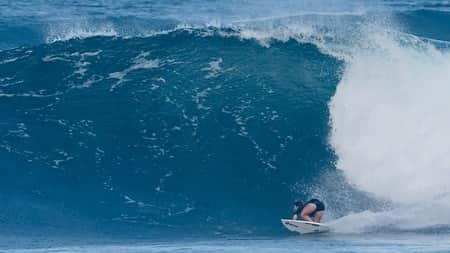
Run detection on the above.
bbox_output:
[1,0,450,235]
[0,31,341,234]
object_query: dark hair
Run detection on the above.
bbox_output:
[293,200,303,208]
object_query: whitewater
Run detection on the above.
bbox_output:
[1,0,450,252]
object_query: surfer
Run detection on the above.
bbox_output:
[292,199,325,223]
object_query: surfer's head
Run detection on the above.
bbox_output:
[293,200,303,211]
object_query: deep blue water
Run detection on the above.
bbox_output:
[1,0,450,251]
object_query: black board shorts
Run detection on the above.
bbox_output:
[307,199,325,212]
[294,199,326,219]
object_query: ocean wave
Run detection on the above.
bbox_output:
[2,1,450,235]
[0,30,341,233]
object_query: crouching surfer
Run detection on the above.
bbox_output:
[292,199,325,223]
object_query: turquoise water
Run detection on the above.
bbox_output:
[3,234,450,253]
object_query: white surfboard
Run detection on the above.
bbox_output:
[281,219,330,234]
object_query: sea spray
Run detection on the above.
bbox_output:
[329,27,450,232]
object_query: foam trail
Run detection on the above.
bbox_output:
[330,193,450,233]
[329,28,450,231]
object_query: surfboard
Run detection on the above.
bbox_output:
[281,219,330,234]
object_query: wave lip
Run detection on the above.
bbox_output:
[46,22,118,43]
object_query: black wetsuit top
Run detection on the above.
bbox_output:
[294,199,325,218]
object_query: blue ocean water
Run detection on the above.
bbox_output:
[4,234,450,253]
[1,0,450,252]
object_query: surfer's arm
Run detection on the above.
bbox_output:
[300,204,315,222]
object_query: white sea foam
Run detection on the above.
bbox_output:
[0,92,62,98]
[330,32,450,204]
[46,22,118,43]
[328,26,450,231]
[0,57,18,64]
[109,52,160,90]
[330,194,450,233]
[202,58,223,79]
